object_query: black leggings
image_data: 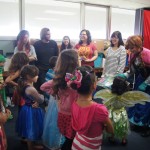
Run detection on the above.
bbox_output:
[61,137,73,150]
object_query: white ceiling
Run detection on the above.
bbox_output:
[54,0,150,9]
[1,0,150,10]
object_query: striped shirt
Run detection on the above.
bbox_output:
[104,45,126,77]
[72,102,108,150]
[72,132,102,150]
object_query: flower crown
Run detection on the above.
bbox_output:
[65,69,83,88]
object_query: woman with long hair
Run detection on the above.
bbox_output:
[103,31,126,77]
[60,36,73,52]
[75,29,98,67]
[14,30,37,64]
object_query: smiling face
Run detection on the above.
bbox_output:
[63,37,70,46]
[80,31,88,42]
[111,36,119,47]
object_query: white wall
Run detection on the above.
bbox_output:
[0,40,15,55]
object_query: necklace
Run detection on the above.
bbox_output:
[79,99,93,102]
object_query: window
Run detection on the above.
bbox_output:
[25,0,80,40]
[0,0,19,36]
[85,6,107,39]
[111,8,135,39]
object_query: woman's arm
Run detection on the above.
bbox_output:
[28,46,37,62]
[116,47,126,74]
[85,50,98,62]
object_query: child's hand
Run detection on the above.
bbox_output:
[0,113,8,123]
[6,109,11,116]
[32,101,39,108]
[0,82,6,89]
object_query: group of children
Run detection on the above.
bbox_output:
[0,48,149,150]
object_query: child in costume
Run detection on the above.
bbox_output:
[0,55,7,106]
[16,65,44,150]
[94,76,150,144]
[41,49,79,150]
[67,66,114,150]
[0,54,12,150]
[5,53,29,107]
[44,56,57,103]
[41,56,65,149]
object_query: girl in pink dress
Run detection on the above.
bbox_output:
[66,66,114,150]
[40,49,79,150]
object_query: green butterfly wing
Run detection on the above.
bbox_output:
[120,91,150,107]
[94,89,116,107]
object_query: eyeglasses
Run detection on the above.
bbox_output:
[111,37,118,40]
[80,34,87,36]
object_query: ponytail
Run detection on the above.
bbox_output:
[17,77,27,96]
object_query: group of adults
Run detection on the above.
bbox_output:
[14,27,150,136]
[13,28,98,91]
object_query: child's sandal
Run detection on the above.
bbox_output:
[122,138,127,145]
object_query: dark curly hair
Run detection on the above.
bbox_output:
[79,29,92,45]
[111,76,130,95]
[17,65,39,95]
[70,66,96,95]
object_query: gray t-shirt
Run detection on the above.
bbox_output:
[14,45,37,59]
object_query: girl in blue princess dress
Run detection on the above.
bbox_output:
[16,65,44,150]
[41,55,65,149]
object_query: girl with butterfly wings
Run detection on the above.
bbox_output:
[94,76,150,144]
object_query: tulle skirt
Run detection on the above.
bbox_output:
[128,74,150,127]
[42,96,65,149]
[128,102,150,127]
[16,105,44,141]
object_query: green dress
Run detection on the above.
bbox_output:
[94,89,150,139]
[0,67,6,106]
